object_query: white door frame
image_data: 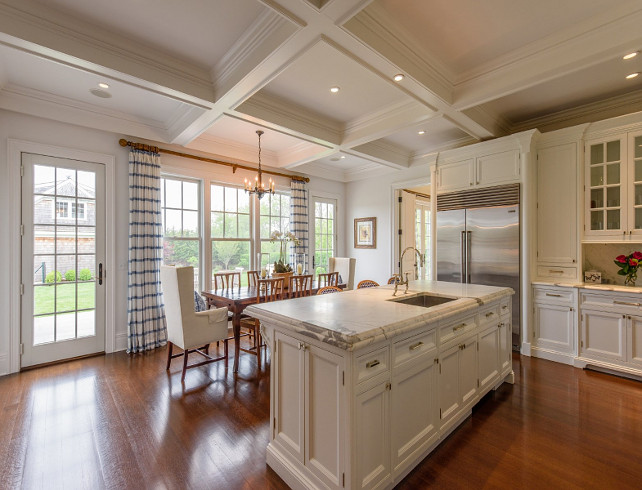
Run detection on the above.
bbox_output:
[8,139,115,374]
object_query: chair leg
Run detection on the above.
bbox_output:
[166,342,173,371]
[224,339,229,362]
[204,343,210,355]
[181,348,189,382]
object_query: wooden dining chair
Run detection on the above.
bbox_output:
[387,275,401,285]
[241,277,284,364]
[247,270,260,288]
[357,279,380,289]
[317,271,339,287]
[317,286,342,295]
[289,274,313,298]
[213,271,241,290]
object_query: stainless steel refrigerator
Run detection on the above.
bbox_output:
[437,204,520,348]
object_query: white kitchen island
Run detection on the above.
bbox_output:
[246,280,514,490]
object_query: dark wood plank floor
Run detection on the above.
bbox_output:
[1,344,641,490]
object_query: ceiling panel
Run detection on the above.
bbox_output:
[478,55,642,124]
[382,117,473,154]
[28,0,266,68]
[256,40,409,127]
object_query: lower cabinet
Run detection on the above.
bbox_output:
[273,331,345,489]
[439,334,478,432]
[532,285,577,363]
[629,315,642,369]
[580,310,626,363]
[478,324,500,393]
[499,317,512,373]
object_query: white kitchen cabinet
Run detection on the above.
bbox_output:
[478,323,500,393]
[439,334,478,432]
[498,317,511,373]
[273,331,345,489]
[580,310,626,362]
[536,143,578,269]
[628,314,642,369]
[390,353,438,477]
[355,377,391,490]
[532,285,577,364]
[436,150,520,193]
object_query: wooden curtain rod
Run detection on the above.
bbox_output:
[119,139,310,183]
[403,188,431,200]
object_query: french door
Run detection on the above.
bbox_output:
[311,197,337,274]
[21,153,106,367]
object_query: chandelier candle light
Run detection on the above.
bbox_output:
[244,130,275,200]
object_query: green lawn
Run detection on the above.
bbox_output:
[34,282,95,316]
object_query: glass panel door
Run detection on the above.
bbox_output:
[415,200,431,279]
[311,197,336,275]
[632,134,642,232]
[21,154,105,368]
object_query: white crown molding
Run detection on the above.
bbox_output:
[453,6,642,110]
[462,106,511,137]
[237,91,342,144]
[0,84,172,141]
[165,105,209,143]
[511,89,642,135]
[435,129,538,165]
[410,135,478,164]
[583,109,642,140]
[259,0,308,28]
[343,7,453,104]
[213,10,299,98]
[536,123,591,148]
[0,0,216,102]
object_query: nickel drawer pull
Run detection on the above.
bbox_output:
[546,293,562,297]
[549,270,564,274]
[409,341,424,351]
[485,312,494,317]
[501,305,508,310]
[453,323,466,332]
[366,360,380,369]
[613,300,641,307]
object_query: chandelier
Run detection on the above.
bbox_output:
[244,130,274,200]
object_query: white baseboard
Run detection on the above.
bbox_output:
[266,444,321,490]
[531,347,575,366]
[521,341,531,356]
[114,333,128,352]
[0,354,8,377]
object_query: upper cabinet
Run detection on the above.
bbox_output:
[584,130,642,241]
[435,150,521,193]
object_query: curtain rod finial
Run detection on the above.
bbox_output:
[119,139,128,147]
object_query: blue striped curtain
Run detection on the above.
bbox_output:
[127,148,167,353]
[290,180,308,265]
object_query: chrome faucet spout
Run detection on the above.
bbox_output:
[395,247,425,295]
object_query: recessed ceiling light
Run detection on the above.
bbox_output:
[90,88,112,98]
[340,155,346,159]
[98,82,110,89]
[330,86,340,93]
[393,74,404,82]
[623,52,638,60]
[418,130,425,135]
[626,72,639,79]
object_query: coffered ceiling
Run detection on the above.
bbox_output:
[1,0,641,182]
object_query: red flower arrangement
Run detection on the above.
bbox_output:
[614,251,642,285]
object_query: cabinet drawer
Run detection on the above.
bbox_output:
[580,291,642,314]
[478,304,500,329]
[355,346,389,384]
[537,265,577,280]
[499,297,510,316]
[439,314,476,347]
[392,330,437,368]
[533,286,575,305]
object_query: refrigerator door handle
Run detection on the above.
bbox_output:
[466,231,472,284]
[460,230,466,283]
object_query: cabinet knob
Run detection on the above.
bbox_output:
[366,359,380,369]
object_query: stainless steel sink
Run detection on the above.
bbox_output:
[389,293,456,308]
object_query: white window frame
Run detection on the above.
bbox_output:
[310,196,337,274]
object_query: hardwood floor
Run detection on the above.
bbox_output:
[0,345,640,489]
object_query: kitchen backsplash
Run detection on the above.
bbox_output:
[583,243,642,285]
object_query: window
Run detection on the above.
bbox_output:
[415,200,431,279]
[72,202,85,219]
[55,201,68,218]
[210,184,251,284]
[312,197,336,275]
[259,191,291,269]
[161,177,201,289]
[54,200,86,220]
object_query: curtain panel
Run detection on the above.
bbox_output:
[290,180,309,266]
[127,148,167,353]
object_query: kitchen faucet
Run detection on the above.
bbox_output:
[394,247,424,295]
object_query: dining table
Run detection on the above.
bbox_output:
[201,281,345,372]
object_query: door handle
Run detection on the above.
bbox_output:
[460,231,466,283]
[98,263,103,285]
[466,231,472,284]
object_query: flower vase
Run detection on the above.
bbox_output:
[624,273,637,286]
[272,271,294,291]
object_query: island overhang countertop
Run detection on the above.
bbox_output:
[245,280,514,352]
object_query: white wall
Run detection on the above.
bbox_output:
[344,165,430,286]
[0,109,345,375]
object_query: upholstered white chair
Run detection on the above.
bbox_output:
[161,266,229,381]
[329,257,356,290]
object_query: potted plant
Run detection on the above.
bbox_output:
[270,230,299,288]
[614,251,642,286]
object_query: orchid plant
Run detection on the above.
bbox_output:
[270,230,300,273]
[614,251,642,286]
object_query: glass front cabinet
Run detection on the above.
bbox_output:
[585,131,642,240]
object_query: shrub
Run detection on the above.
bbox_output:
[45,271,62,283]
[64,270,76,281]
[79,268,92,281]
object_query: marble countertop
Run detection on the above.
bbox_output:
[246,280,513,352]
[532,280,642,294]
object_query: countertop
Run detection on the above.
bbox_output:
[532,280,642,294]
[246,280,513,352]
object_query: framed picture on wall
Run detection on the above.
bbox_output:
[354,217,376,249]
